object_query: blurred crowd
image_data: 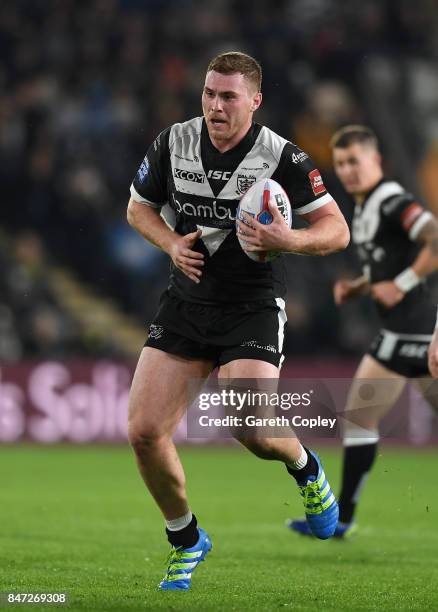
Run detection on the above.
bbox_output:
[0,230,124,360]
[0,0,437,360]
[0,230,83,360]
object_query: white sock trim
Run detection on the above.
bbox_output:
[287,445,308,470]
[343,424,380,447]
[165,511,193,531]
[344,435,380,446]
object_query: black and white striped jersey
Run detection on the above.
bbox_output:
[130,117,332,304]
[352,178,435,332]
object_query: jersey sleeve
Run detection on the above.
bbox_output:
[130,127,171,208]
[381,193,433,240]
[272,142,333,215]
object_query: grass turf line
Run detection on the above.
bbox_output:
[0,445,437,611]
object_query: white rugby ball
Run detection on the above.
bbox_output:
[236,178,292,262]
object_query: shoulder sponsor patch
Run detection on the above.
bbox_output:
[137,156,150,183]
[400,202,423,231]
[308,169,326,195]
[291,151,308,164]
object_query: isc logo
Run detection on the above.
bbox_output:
[207,170,232,180]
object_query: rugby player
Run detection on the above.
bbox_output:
[127,51,350,590]
[288,125,438,539]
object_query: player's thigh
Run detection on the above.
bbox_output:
[128,347,214,438]
[217,359,280,421]
[218,358,280,379]
[218,358,280,421]
[344,354,406,430]
[218,359,297,452]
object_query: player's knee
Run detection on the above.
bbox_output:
[127,421,165,451]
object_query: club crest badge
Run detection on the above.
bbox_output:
[237,174,257,195]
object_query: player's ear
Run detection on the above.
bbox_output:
[250,92,262,112]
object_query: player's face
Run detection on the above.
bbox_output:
[202,71,262,151]
[333,143,383,197]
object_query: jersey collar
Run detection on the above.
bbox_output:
[201,119,260,157]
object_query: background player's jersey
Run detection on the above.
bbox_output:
[352,178,435,332]
[130,117,333,304]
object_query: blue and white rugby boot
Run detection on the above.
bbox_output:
[286,518,357,539]
[159,528,212,590]
[295,450,339,540]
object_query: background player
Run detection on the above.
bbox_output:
[288,125,438,538]
[127,51,349,589]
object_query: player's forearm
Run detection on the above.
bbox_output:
[407,217,438,279]
[127,198,175,254]
[285,215,350,256]
[393,246,438,294]
[351,275,370,293]
[411,245,438,279]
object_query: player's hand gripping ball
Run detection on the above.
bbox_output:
[236,178,292,262]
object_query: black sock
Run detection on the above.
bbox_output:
[166,514,198,549]
[338,443,378,523]
[285,447,318,483]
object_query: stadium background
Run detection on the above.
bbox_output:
[1,1,437,610]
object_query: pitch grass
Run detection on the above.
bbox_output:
[0,445,437,611]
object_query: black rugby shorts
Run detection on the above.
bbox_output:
[145,291,287,368]
[369,328,433,377]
